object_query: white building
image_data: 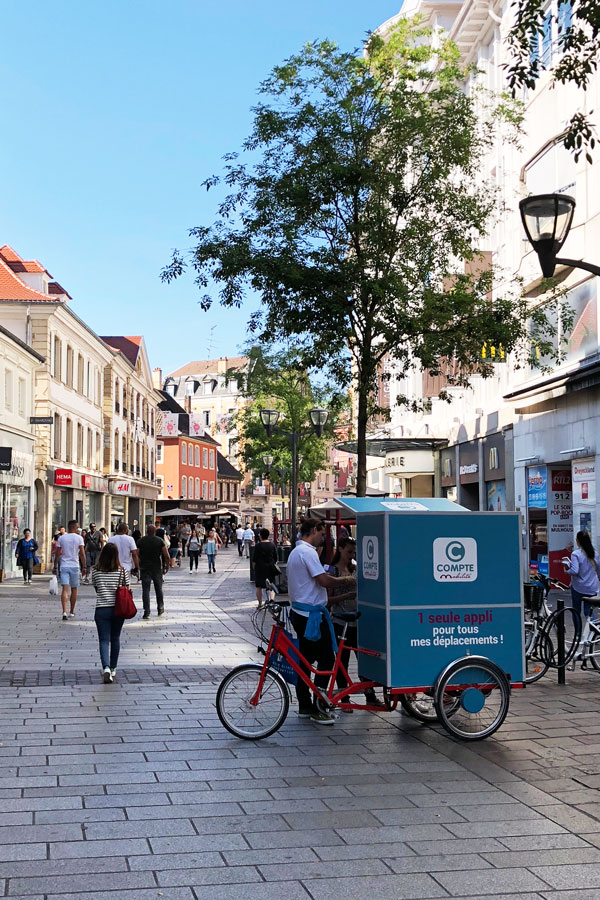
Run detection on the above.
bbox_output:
[372,0,599,579]
[0,324,44,579]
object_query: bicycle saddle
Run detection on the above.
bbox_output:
[582,595,600,606]
[336,611,362,622]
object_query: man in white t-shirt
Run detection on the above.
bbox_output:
[108,523,139,573]
[53,519,86,621]
[288,518,353,725]
[242,524,254,559]
[235,525,245,556]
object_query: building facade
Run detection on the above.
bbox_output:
[101,337,160,531]
[0,246,161,563]
[158,357,249,463]
[367,0,600,577]
[217,452,243,518]
[0,325,44,579]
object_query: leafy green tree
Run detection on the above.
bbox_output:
[229,344,347,495]
[506,0,598,160]
[162,18,561,495]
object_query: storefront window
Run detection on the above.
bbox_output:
[6,487,30,577]
[111,497,125,533]
[52,489,68,534]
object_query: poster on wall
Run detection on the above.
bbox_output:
[161,413,179,437]
[548,468,573,583]
[487,481,507,511]
[188,415,204,438]
[572,459,596,545]
[527,466,547,508]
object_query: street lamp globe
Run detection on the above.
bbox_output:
[519,193,576,277]
[262,454,274,473]
[309,408,329,438]
[259,408,280,437]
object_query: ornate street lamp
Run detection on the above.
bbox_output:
[262,453,274,475]
[259,409,280,438]
[309,408,329,438]
[519,193,600,278]
[260,408,330,544]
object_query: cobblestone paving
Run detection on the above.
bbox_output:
[1,553,600,898]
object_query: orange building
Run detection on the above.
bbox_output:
[156,433,219,515]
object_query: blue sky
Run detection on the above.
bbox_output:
[1,0,398,375]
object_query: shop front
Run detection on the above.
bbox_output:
[484,431,508,511]
[458,441,480,511]
[49,469,109,534]
[0,448,34,580]
[526,465,573,581]
[110,480,158,532]
[440,447,457,501]
[384,448,435,497]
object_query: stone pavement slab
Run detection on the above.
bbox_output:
[0,554,599,897]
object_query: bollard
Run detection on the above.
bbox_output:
[556,596,566,685]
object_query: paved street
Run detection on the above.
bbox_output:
[1,554,600,899]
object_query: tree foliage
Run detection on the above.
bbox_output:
[162,17,564,495]
[506,0,598,161]
[229,344,347,487]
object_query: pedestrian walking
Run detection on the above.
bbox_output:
[168,529,180,567]
[236,524,244,556]
[53,520,87,620]
[180,522,191,558]
[253,528,278,608]
[108,523,140,574]
[225,522,232,547]
[91,542,129,683]
[99,527,109,548]
[15,529,38,585]
[242,523,254,558]
[205,528,221,573]
[137,524,170,618]
[288,518,353,725]
[563,530,600,620]
[84,523,102,582]
[188,528,201,571]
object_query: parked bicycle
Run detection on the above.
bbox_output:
[523,574,566,683]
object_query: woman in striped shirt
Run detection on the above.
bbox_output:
[91,543,130,683]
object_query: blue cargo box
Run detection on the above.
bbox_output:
[338,498,524,689]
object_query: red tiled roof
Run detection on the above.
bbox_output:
[0,246,51,276]
[169,356,248,378]
[0,257,56,303]
[0,245,23,262]
[101,336,143,366]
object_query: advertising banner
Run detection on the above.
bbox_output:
[188,415,204,438]
[548,468,573,582]
[161,413,179,437]
[572,459,596,545]
[486,481,507,511]
[527,466,547,508]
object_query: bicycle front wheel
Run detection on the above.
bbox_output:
[434,656,510,741]
[216,663,289,740]
[524,623,550,684]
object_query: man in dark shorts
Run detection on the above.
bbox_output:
[137,524,170,618]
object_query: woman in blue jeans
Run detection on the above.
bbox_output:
[91,543,129,683]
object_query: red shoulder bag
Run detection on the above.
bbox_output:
[115,568,137,619]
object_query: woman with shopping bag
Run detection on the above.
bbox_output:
[91,542,134,683]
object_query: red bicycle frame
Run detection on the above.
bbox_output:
[251,619,392,711]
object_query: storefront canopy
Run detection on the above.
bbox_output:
[156,507,198,517]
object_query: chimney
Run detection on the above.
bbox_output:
[152,367,162,389]
[217,358,227,375]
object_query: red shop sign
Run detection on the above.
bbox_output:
[55,468,73,486]
[81,475,91,488]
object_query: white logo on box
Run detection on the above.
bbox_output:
[433,537,477,582]
[362,536,379,580]
[382,500,428,511]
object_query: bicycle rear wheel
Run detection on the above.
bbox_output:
[216,663,289,740]
[400,691,460,723]
[587,629,600,672]
[434,657,510,741]
[524,623,550,684]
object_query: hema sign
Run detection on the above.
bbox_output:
[433,537,478,582]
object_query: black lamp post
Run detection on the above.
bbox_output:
[519,193,600,278]
[259,407,329,543]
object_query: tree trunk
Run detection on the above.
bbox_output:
[356,378,369,497]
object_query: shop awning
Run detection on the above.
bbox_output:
[155,507,197,517]
[335,437,447,458]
